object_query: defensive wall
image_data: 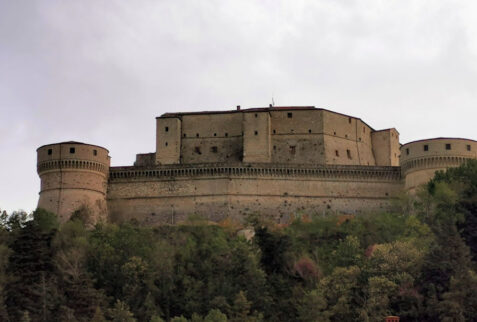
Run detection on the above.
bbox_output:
[36,106,477,224]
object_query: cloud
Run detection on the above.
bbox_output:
[1,0,476,212]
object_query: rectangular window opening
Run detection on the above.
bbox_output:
[287,112,293,118]
[254,131,258,135]
[290,146,296,155]
[446,143,451,150]
[348,117,352,124]
[165,126,169,132]
[211,146,218,153]
[335,150,339,157]
[406,148,409,155]
[424,145,428,151]
[70,147,75,154]
[467,144,471,151]
[194,147,202,155]
[347,149,352,159]
[48,149,52,155]
[93,149,97,156]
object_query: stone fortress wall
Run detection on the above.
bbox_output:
[400,138,477,191]
[36,106,477,224]
[37,142,110,223]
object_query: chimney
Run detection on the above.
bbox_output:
[236,105,241,110]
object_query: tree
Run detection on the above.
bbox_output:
[5,209,60,322]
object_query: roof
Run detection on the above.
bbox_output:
[157,106,377,131]
[402,137,477,146]
[37,141,109,152]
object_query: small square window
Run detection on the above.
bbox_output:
[255,113,258,118]
[211,146,218,153]
[165,142,168,146]
[196,133,199,138]
[47,149,52,155]
[194,147,201,154]
[225,133,228,137]
[446,143,451,150]
[467,145,471,151]
[183,134,187,137]
[273,129,276,134]
[287,112,293,118]
[308,129,312,133]
[165,126,169,132]
[93,149,97,156]
[423,145,428,151]
[214,133,217,137]
[70,147,75,154]
[273,146,276,150]
[406,148,409,155]
[254,131,258,135]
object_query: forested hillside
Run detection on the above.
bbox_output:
[1,160,476,322]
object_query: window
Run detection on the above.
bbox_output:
[165,142,168,146]
[406,148,409,155]
[363,127,365,133]
[93,149,97,156]
[467,145,471,151]
[348,117,352,124]
[254,131,258,135]
[446,143,451,150]
[196,133,199,138]
[48,149,52,155]
[211,146,218,153]
[70,147,75,154]
[333,131,336,135]
[345,134,348,138]
[424,145,428,151]
[165,126,169,132]
[225,133,228,137]
[290,146,296,155]
[308,129,312,133]
[194,147,202,154]
[255,113,258,118]
[335,150,339,157]
[273,145,276,150]
[183,134,187,137]
[214,133,217,137]
[347,149,352,159]
[273,129,276,134]
[287,112,293,118]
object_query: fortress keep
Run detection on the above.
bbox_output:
[36,106,477,224]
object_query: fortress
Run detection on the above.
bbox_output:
[36,106,477,224]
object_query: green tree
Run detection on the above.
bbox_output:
[5,209,60,322]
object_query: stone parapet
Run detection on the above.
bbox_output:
[109,163,401,182]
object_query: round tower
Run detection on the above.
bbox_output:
[400,137,477,191]
[37,141,110,223]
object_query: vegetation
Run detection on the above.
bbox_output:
[0,160,476,321]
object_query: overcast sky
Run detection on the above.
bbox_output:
[1,0,476,213]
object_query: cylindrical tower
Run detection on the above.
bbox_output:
[37,141,110,223]
[400,137,477,191]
